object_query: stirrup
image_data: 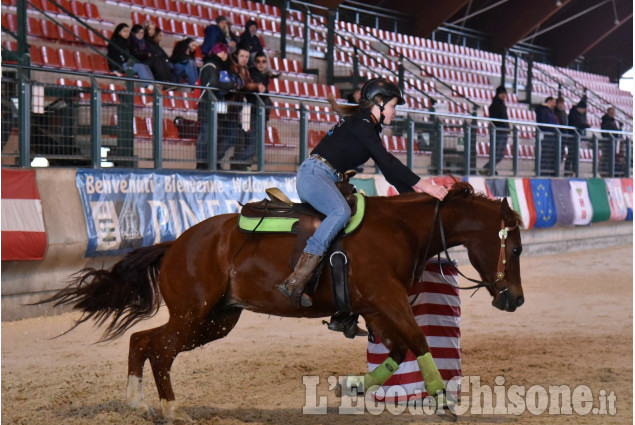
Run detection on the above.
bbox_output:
[322,314,368,339]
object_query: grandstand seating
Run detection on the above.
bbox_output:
[1,0,630,173]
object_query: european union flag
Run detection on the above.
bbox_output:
[530,179,557,228]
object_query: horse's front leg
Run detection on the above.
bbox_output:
[356,282,455,418]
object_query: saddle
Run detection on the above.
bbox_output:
[239,174,364,268]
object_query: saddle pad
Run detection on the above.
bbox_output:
[238,193,366,235]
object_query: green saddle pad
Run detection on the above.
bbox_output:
[238,193,366,235]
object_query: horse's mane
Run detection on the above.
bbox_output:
[444,180,523,227]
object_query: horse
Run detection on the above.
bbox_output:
[42,180,524,422]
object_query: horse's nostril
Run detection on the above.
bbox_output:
[517,296,525,307]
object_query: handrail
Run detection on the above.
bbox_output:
[354,25,481,113]
[330,33,438,108]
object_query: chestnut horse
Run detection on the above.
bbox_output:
[44,181,524,422]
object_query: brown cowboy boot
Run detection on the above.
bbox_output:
[275,252,321,307]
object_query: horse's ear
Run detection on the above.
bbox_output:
[501,198,513,215]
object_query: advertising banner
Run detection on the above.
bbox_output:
[76,170,297,256]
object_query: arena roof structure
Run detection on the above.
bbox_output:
[313,0,633,81]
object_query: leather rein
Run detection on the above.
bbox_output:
[421,199,517,295]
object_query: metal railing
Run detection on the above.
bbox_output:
[1,65,632,178]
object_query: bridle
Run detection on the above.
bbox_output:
[421,199,518,296]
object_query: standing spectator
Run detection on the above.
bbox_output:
[240,20,264,62]
[568,97,590,135]
[249,51,273,122]
[197,42,242,169]
[170,38,199,86]
[146,27,175,83]
[107,23,154,81]
[480,85,509,175]
[230,45,266,170]
[224,20,240,55]
[601,107,622,136]
[535,96,558,175]
[554,97,568,126]
[600,107,624,175]
[201,16,230,62]
[554,97,574,174]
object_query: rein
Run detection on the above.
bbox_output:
[417,199,516,301]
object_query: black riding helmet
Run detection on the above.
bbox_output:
[360,78,405,124]
[361,78,406,106]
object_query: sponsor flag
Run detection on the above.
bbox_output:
[550,179,575,226]
[529,179,557,228]
[1,169,47,260]
[507,178,536,228]
[367,260,461,403]
[621,178,632,221]
[569,179,593,225]
[605,179,627,221]
[586,178,610,223]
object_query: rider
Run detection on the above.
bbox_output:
[276,78,448,307]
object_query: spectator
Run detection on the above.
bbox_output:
[568,97,590,135]
[229,45,266,170]
[224,20,241,55]
[201,16,230,62]
[600,107,625,175]
[249,51,273,122]
[601,107,622,137]
[480,85,509,175]
[346,88,361,104]
[554,97,575,174]
[146,27,175,83]
[107,23,154,81]
[239,19,264,62]
[197,42,242,169]
[170,37,199,86]
[554,97,568,126]
[535,96,558,175]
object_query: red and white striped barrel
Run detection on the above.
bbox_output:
[367,259,461,403]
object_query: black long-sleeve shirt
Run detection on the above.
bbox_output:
[311,109,419,193]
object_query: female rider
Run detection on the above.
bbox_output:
[276,78,448,307]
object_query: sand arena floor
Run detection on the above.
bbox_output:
[2,244,632,424]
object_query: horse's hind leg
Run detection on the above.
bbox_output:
[126,306,242,422]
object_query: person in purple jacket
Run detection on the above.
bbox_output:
[276,78,448,307]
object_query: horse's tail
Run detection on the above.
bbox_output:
[38,242,173,342]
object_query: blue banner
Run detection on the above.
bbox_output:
[76,170,298,256]
[529,179,557,228]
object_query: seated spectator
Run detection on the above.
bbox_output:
[201,16,230,63]
[197,42,243,169]
[129,25,152,65]
[600,107,625,175]
[111,23,154,81]
[568,96,590,136]
[146,27,175,83]
[240,20,264,63]
[249,51,273,122]
[170,37,199,86]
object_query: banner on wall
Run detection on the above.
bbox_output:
[76,170,298,256]
[1,169,47,260]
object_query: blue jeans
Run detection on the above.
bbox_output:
[297,158,351,256]
[129,62,154,81]
[173,60,199,85]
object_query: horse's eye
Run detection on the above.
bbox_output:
[512,247,522,256]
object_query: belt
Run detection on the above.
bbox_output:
[309,154,344,181]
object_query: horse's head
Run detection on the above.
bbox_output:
[464,196,524,312]
[440,181,524,312]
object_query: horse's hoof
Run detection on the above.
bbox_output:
[161,399,193,423]
[434,392,457,422]
[128,400,155,419]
